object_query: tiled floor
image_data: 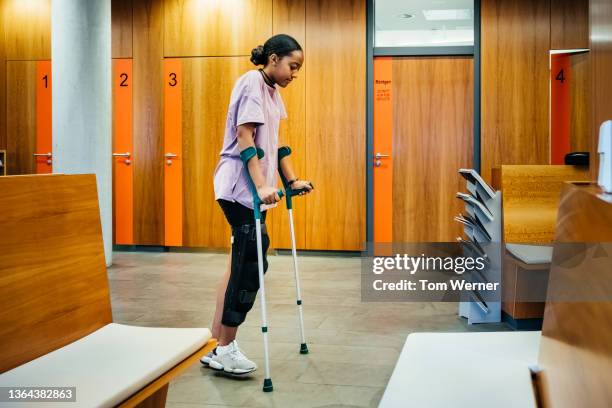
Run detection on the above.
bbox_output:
[108,251,507,407]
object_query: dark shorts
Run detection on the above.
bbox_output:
[217,199,267,226]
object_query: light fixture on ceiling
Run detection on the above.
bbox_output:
[422,9,473,21]
[395,13,415,19]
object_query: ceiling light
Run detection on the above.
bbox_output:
[422,9,473,21]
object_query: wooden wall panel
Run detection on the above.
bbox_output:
[551,0,589,50]
[590,0,612,181]
[112,0,133,59]
[481,0,551,183]
[2,0,51,60]
[304,0,365,250]
[133,0,164,245]
[570,53,590,153]
[270,0,306,249]
[181,58,252,248]
[163,0,272,57]
[6,61,37,175]
[392,57,473,242]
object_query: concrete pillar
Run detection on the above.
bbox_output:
[51,0,112,266]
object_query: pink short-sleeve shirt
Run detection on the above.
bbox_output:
[213,70,287,210]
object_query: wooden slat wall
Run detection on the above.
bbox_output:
[270,0,306,249]
[481,0,551,183]
[6,61,37,175]
[163,0,272,57]
[550,0,589,50]
[590,0,612,180]
[133,0,164,245]
[112,0,133,59]
[181,57,252,248]
[392,57,473,243]
[304,0,365,251]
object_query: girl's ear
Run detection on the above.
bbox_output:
[269,53,279,66]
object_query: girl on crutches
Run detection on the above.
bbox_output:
[201,34,312,389]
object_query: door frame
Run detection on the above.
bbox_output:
[365,0,482,246]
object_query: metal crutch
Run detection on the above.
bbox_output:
[241,146,284,393]
[278,146,313,355]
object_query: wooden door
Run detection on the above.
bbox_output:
[304,0,366,251]
[374,56,474,243]
[6,60,52,175]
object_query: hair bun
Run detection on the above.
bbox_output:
[250,45,266,66]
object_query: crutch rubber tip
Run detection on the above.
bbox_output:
[300,343,309,354]
[263,378,274,392]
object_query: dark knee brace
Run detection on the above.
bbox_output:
[222,222,270,327]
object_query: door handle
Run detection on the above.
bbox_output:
[33,152,52,165]
[113,152,131,165]
[374,152,390,167]
[165,152,178,165]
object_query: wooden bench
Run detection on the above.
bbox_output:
[0,174,216,407]
[380,182,612,408]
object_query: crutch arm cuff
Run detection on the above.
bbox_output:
[240,146,258,164]
[278,146,292,161]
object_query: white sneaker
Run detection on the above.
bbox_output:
[200,350,214,366]
[208,340,257,375]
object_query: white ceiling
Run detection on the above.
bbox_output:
[375,0,474,31]
[374,0,474,46]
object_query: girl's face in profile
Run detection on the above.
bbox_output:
[269,50,304,88]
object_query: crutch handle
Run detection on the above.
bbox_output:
[277,147,313,209]
[241,146,284,219]
[286,182,313,197]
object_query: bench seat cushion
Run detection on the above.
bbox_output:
[380,331,541,408]
[0,323,211,407]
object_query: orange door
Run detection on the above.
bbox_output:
[164,59,183,246]
[550,54,571,165]
[35,61,52,174]
[373,57,393,245]
[113,59,134,245]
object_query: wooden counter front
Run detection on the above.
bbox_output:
[492,165,590,243]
